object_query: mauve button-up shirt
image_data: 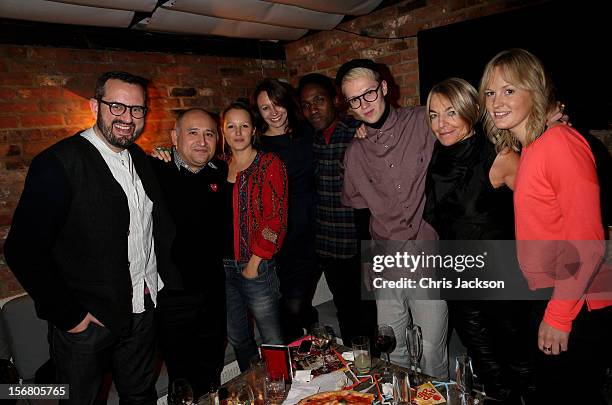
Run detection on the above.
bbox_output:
[341,106,437,241]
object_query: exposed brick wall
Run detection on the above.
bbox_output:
[0,44,287,299]
[284,0,542,106]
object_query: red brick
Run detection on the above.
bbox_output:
[0,129,41,142]
[22,139,58,156]
[0,88,16,100]
[0,102,39,113]
[399,49,419,62]
[27,47,58,59]
[391,61,418,75]
[0,73,34,86]
[20,115,64,128]
[67,49,110,63]
[376,54,401,66]
[3,45,27,58]
[16,87,63,100]
[0,117,19,128]
[63,114,94,126]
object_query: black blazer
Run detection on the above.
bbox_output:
[4,132,180,336]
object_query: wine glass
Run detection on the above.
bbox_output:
[455,355,474,399]
[374,324,397,375]
[229,380,255,405]
[406,324,423,385]
[311,323,332,373]
[168,378,194,405]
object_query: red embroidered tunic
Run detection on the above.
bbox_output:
[231,151,288,263]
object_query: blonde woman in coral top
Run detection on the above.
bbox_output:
[480,48,611,404]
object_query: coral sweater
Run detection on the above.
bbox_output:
[514,124,611,332]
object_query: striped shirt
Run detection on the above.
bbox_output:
[314,116,360,259]
[82,127,162,313]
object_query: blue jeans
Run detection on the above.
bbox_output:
[224,258,283,371]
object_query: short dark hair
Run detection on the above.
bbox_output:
[94,71,148,100]
[297,73,337,100]
[252,78,301,136]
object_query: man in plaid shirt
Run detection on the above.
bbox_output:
[298,74,377,347]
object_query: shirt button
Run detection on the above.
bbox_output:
[397,184,401,189]
[389,163,394,168]
[384,145,389,148]
[127,230,130,236]
[127,261,130,267]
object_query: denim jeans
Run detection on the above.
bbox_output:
[224,258,283,371]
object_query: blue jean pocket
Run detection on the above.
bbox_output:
[240,259,274,281]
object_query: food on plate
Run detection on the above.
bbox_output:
[297,390,374,405]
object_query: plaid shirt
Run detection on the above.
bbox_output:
[314,115,360,259]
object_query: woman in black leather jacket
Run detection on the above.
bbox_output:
[423,78,535,404]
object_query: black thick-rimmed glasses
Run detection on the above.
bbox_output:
[346,83,382,109]
[97,99,148,119]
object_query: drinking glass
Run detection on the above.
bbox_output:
[264,374,285,405]
[228,380,255,405]
[311,323,332,373]
[374,324,397,374]
[248,355,266,404]
[392,369,412,405]
[455,355,474,399]
[168,378,194,405]
[406,324,423,384]
[351,336,372,375]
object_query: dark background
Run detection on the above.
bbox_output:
[417,1,611,135]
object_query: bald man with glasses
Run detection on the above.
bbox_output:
[4,71,179,404]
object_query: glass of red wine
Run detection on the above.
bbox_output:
[374,324,397,375]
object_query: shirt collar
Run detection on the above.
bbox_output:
[364,105,399,139]
[172,147,217,173]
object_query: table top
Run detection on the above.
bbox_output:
[200,344,488,405]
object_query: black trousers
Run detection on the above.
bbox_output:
[156,289,226,400]
[530,301,612,405]
[276,238,319,343]
[449,300,535,404]
[49,300,157,405]
[318,256,378,350]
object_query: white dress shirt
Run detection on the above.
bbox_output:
[82,127,162,313]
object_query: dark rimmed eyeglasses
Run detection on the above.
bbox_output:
[346,83,382,109]
[97,99,148,119]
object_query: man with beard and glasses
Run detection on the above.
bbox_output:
[4,71,180,404]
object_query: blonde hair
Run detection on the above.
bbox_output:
[479,48,556,152]
[426,77,481,133]
[341,67,380,87]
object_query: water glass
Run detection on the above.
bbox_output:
[351,336,372,375]
[406,325,423,372]
[455,354,474,398]
[392,369,412,405]
[264,374,285,405]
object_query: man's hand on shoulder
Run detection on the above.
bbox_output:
[151,146,172,162]
[68,312,105,333]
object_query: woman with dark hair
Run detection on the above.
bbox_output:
[220,101,288,371]
[480,48,611,404]
[252,78,318,342]
[423,78,535,403]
